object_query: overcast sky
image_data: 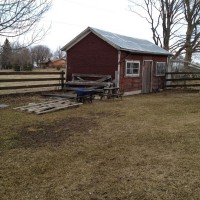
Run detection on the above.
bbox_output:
[38,0,152,52]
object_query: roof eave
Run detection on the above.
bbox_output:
[61,27,91,51]
[120,48,172,56]
[61,27,121,52]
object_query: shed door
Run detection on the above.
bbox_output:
[142,61,153,93]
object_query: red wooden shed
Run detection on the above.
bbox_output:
[61,27,171,94]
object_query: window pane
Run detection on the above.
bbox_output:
[156,62,166,75]
[133,68,138,74]
[127,68,131,74]
[126,61,140,76]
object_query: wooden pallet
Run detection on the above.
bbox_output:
[13,99,82,114]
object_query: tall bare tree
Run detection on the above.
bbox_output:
[128,0,184,51]
[128,0,200,63]
[53,46,66,59]
[11,43,32,70]
[0,0,52,47]
[31,45,52,66]
[183,0,200,63]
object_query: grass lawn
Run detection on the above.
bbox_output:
[0,90,200,200]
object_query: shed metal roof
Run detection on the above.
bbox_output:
[61,27,172,56]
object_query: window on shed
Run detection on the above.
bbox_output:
[156,62,166,76]
[125,60,140,77]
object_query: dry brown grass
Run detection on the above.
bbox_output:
[0,90,200,200]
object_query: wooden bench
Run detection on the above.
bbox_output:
[100,88,123,100]
[109,92,123,100]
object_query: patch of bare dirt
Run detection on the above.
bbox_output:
[11,117,98,149]
[88,111,125,118]
[0,93,44,106]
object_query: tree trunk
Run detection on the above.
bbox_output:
[184,46,193,70]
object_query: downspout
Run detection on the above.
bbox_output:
[117,50,121,88]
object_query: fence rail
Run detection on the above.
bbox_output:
[166,72,200,75]
[0,71,63,75]
[0,78,62,83]
[0,71,65,91]
[165,72,200,88]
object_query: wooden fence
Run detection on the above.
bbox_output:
[0,71,65,92]
[165,72,200,88]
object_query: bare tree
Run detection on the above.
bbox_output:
[11,43,32,70]
[128,0,200,63]
[128,0,184,51]
[171,1,200,61]
[53,46,66,59]
[31,45,52,66]
[0,0,52,47]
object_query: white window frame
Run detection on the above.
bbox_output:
[125,60,140,77]
[156,62,166,76]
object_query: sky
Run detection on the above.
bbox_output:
[37,0,152,52]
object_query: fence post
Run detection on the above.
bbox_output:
[60,71,65,90]
[166,59,172,89]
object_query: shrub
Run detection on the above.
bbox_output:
[24,65,33,71]
[56,65,61,71]
[13,65,21,71]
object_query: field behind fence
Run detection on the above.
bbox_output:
[0,68,65,95]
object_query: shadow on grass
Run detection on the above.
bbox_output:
[9,117,98,149]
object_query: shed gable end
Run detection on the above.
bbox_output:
[67,32,118,80]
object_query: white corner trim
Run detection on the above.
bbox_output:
[124,90,141,96]
[117,50,121,87]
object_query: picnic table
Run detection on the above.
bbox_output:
[100,87,123,100]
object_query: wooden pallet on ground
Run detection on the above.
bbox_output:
[13,98,82,114]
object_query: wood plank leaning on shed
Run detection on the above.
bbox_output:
[65,81,109,86]
[72,73,112,82]
[72,73,112,78]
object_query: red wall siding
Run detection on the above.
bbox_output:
[67,33,118,81]
[119,51,168,92]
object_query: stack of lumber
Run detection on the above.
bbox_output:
[64,73,113,91]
